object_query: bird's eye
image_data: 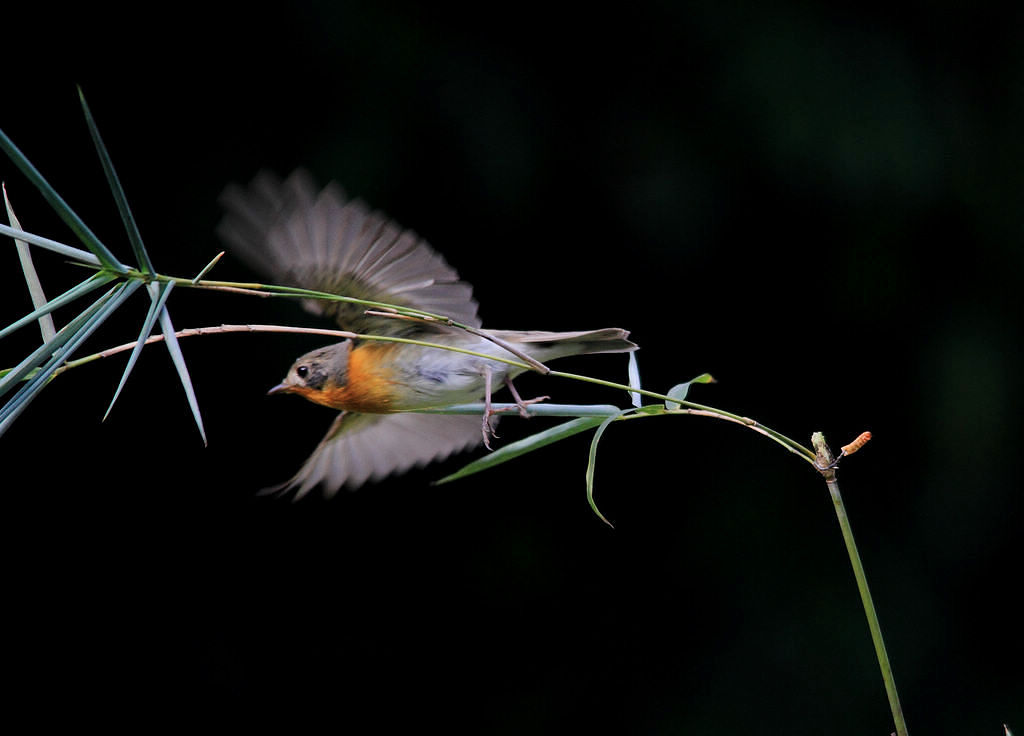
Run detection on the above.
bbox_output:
[296,365,309,379]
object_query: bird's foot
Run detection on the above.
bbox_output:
[504,378,549,419]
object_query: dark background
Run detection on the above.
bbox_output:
[2,2,1021,732]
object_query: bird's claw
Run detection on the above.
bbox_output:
[510,395,550,418]
[480,369,551,450]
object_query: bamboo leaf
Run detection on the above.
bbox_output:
[585,408,633,527]
[156,298,207,445]
[627,351,642,408]
[664,382,690,409]
[0,272,115,342]
[0,126,125,272]
[665,373,716,410]
[0,281,122,400]
[0,280,140,438]
[0,222,100,264]
[433,416,608,485]
[104,281,175,421]
[4,184,56,341]
[191,251,225,283]
[78,87,154,275]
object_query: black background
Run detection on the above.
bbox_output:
[2,2,1021,732]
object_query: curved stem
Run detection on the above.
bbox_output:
[550,369,816,462]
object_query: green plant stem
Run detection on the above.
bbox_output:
[812,433,908,736]
[550,369,817,462]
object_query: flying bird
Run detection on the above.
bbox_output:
[218,171,636,497]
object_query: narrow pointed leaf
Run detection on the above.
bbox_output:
[585,408,632,527]
[0,281,121,400]
[0,272,114,342]
[5,184,55,341]
[627,351,642,408]
[0,126,125,271]
[434,416,608,485]
[191,251,225,283]
[665,373,716,410]
[0,280,140,437]
[104,281,175,420]
[78,87,154,275]
[157,301,207,445]
[0,223,100,264]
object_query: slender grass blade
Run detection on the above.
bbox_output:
[0,223,100,265]
[4,184,56,340]
[585,408,632,527]
[627,351,642,408]
[104,281,175,420]
[0,272,115,342]
[78,87,154,275]
[0,126,125,271]
[0,280,140,437]
[157,302,207,445]
[191,251,224,283]
[433,416,607,485]
[0,282,121,400]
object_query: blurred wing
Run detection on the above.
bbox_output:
[265,412,486,499]
[217,170,481,335]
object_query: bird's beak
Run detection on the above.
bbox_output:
[267,383,291,396]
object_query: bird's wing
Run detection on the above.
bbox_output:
[264,412,486,499]
[217,170,481,335]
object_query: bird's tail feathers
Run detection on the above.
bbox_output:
[494,328,637,362]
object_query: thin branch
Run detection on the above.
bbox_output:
[662,408,813,462]
[54,323,536,376]
[363,309,550,373]
[64,324,358,371]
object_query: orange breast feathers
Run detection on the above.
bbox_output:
[301,342,402,413]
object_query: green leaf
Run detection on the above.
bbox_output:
[627,350,642,408]
[0,222,99,264]
[665,373,716,410]
[0,281,121,400]
[78,87,154,275]
[585,408,633,527]
[664,382,690,409]
[104,281,175,421]
[0,125,125,272]
[433,416,608,484]
[0,272,115,342]
[155,292,206,445]
[0,280,140,437]
[5,184,56,341]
